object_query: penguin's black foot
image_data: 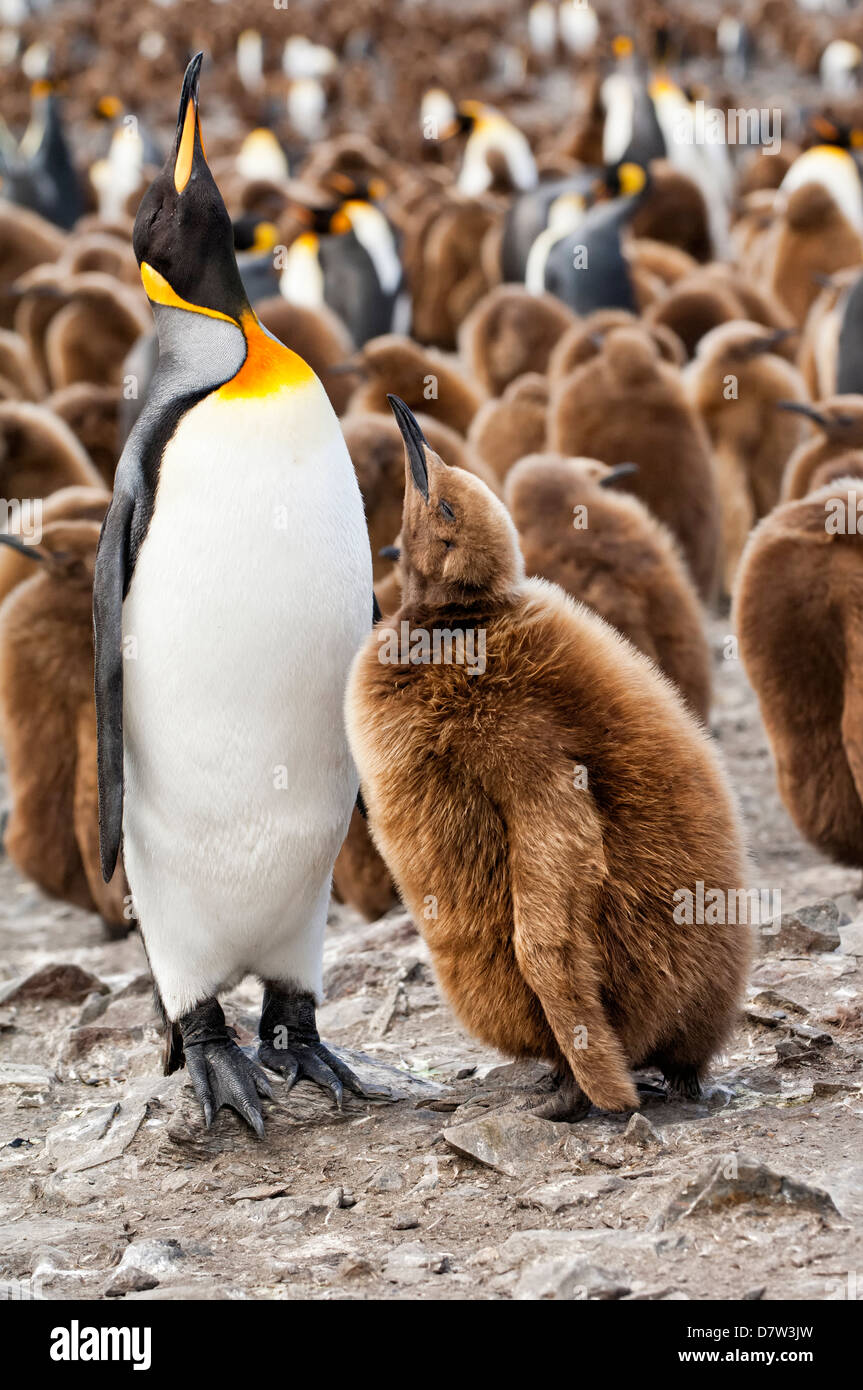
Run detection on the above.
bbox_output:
[258,985,385,1109]
[179,997,273,1137]
[636,1079,669,1102]
[531,1070,592,1122]
[662,1064,702,1100]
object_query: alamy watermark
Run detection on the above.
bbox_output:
[672,102,781,156]
[377,622,486,675]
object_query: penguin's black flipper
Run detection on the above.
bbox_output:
[93,487,135,883]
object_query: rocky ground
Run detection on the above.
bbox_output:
[1,620,862,1302]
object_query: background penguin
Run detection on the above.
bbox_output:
[836,268,863,395]
[779,127,863,233]
[0,398,102,498]
[548,311,686,379]
[467,373,549,482]
[345,334,485,435]
[505,453,712,720]
[279,197,401,346]
[767,181,863,327]
[0,518,128,931]
[1,80,83,230]
[440,100,538,196]
[549,328,720,600]
[736,479,863,867]
[539,162,648,316]
[780,395,863,500]
[45,381,120,485]
[346,397,748,1119]
[500,168,598,283]
[93,55,377,1135]
[685,320,810,592]
[0,482,109,608]
[458,285,574,397]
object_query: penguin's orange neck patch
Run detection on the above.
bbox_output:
[217,311,315,399]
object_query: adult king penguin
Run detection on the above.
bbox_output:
[93,55,375,1135]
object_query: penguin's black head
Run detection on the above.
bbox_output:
[133,53,249,325]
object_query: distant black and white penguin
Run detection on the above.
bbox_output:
[279,196,405,345]
[541,163,647,315]
[94,55,376,1135]
[1,80,82,230]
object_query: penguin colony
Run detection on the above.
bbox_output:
[1,1,862,1131]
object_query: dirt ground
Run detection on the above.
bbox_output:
[0,617,861,1302]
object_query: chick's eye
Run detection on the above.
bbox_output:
[439,499,455,520]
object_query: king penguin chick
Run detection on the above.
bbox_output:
[345,335,485,435]
[0,519,128,931]
[685,321,810,593]
[346,398,749,1118]
[767,182,863,327]
[93,56,378,1136]
[736,479,863,867]
[0,483,109,609]
[780,396,863,501]
[458,285,574,397]
[504,454,712,721]
[0,400,102,499]
[549,329,721,600]
[343,409,496,580]
[467,373,549,482]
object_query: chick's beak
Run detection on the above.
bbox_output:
[388,394,429,502]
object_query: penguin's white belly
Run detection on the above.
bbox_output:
[121,387,371,1014]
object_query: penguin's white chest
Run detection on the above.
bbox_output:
[121,383,371,928]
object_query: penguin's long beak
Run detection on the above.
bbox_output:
[388,394,429,501]
[599,462,640,488]
[173,52,205,193]
[0,534,45,563]
[776,401,830,428]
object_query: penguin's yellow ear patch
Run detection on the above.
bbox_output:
[174,99,197,192]
[140,262,238,325]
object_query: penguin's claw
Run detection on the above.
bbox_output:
[178,997,273,1136]
[531,1072,592,1122]
[257,1037,374,1109]
[184,1037,273,1137]
[258,984,386,1107]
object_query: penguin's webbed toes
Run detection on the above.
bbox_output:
[257,1037,369,1109]
[258,985,389,1107]
[531,1071,592,1122]
[185,1039,273,1137]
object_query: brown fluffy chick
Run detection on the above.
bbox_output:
[504,454,712,721]
[0,401,103,500]
[346,397,749,1119]
[0,520,128,930]
[346,335,485,435]
[0,202,64,327]
[45,383,121,486]
[467,372,548,482]
[0,484,109,609]
[549,312,686,381]
[458,285,574,397]
[685,321,811,592]
[549,329,721,601]
[736,479,863,866]
[780,396,863,500]
[344,411,496,581]
[767,183,863,326]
